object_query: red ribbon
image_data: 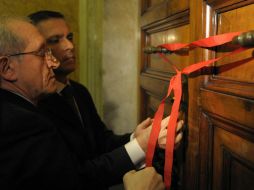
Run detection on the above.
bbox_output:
[145,32,250,189]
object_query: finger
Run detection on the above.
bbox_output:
[145,167,156,172]
[176,120,184,132]
[144,117,151,124]
[157,183,166,190]
[123,170,136,178]
[160,116,170,130]
[158,128,167,149]
[127,170,137,174]
[159,127,167,135]
[175,131,183,144]
[155,173,163,183]
[158,143,166,149]
[154,174,165,190]
[158,135,167,143]
[139,117,152,128]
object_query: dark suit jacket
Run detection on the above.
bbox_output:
[38,80,135,189]
[0,89,83,190]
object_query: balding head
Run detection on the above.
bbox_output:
[0,16,31,56]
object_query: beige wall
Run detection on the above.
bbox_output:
[0,0,80,81]
[103,0,140,134]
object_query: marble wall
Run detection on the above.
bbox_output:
[103,0,140,134]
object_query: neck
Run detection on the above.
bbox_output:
[55,74,68,84]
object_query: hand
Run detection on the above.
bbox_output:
[123,167,165,190]
[158,119,184,149]
[133,117,153,152]
[134,117,184,151]
[174,120,184,149]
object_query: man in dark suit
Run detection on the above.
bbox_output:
[28,10,183,189]
[0,16,85,189]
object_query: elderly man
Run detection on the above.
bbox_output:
[0,16,83,189]
[28,10,183,189]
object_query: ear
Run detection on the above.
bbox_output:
[0,56,17,81]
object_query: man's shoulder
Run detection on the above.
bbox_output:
[0,89,37,114]
[69,80,91,96]
[1,98,53,133]
[69,80,87,90]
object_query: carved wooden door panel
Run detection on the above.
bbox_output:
[140,1,254,190]
[195,1,254,190]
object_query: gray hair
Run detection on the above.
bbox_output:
[0,16,29,56]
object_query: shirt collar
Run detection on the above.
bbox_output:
[3,89,35,105]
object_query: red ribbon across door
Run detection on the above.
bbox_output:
[145,31,252,189]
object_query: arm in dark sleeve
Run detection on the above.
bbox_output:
[0,114,81,190]
[72,81,132,152]
[78,145,135,188]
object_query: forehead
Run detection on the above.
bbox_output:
[36,18,70,38]
[9,20,45,50]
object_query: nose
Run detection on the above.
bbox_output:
[45,54,60,69]
[63,38,74,50]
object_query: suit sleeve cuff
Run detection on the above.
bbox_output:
[124,138,145,167]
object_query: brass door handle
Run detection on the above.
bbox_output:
[144,31,254,55]
[143,46,172,54]
[143,46,189,55]
[232,30,254,47]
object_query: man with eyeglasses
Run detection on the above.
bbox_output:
[0,16,87,189]
[0,15,166,190]
[28,10,183,189]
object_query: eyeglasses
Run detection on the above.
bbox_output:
[6,48,53,58]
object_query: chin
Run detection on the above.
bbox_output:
[37,85,56,100]
[65,64,76,72]
[55,67,76,76]
[46,84,57,94]
[49,86,57,93]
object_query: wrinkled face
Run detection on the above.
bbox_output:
[36,18,75,76]
[10,20,59,99]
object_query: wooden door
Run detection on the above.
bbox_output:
[140,0,254,190]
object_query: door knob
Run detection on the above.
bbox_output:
[232,30,254,47]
